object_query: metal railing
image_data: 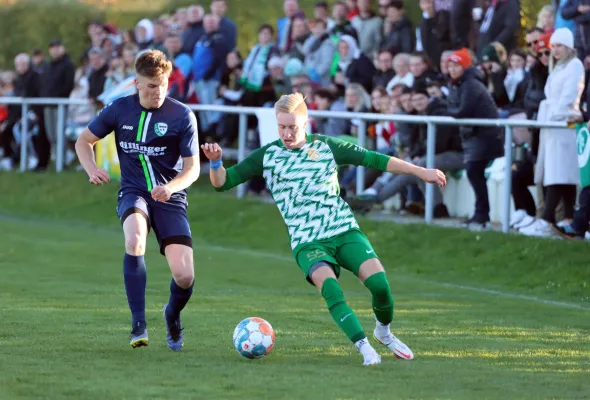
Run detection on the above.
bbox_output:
[0,97,570,233]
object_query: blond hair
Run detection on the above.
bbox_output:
[274,92,308,116]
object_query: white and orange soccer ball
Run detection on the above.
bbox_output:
[232,317,275,359]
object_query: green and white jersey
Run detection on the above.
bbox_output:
[216,134,390,249]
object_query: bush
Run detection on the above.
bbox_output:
[0,0,549,70]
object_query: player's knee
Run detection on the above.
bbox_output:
[364,272,392,303]
[172,270,194,288]
[321,278,345,309]
[125,234,146,256]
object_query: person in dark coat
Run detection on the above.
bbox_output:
[446,48,504,228]
[450,0,475,49]
[381,0,414,54]
[476,0,520,59]
[333,35,376,94]
[417,0,452,67]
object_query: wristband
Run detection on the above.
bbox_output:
[210,159,223,171]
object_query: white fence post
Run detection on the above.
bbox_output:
[19,102,29,172]
[237,112,247,198]
[56,104,65,172]
[425,122,436,224]
[502,126,513,233]
[356,119,367,195]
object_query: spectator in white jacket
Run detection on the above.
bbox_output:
[520,28,585,238]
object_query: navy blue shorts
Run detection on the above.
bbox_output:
[116,193,192,256]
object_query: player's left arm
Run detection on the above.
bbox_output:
[152,111,201,202]
[320,135,446,187]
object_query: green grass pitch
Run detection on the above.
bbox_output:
[0,172,588,399]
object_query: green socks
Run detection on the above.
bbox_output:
[363,272,394,325]
[321,278,366,343]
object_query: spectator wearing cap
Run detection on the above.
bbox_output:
[304,18,337,87]
[181,5,205,55]
[314,1,336,30]
[475,0,520,60]
[278,0,305,53]
[524,33,551,124]
[520,28,585,237]
[333,35,376,94]
[39,39,75,171]
[479,42,510,110]
[562,0,590,61]
[373,49,395,89]
[446,48,503,229]
[351,0,383,58]
[416,0,452,68]
[87,47,108,103]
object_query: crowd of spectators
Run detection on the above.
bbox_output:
[1,0,590,239]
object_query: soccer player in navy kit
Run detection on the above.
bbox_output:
[75,50,200,351]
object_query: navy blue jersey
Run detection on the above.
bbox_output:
[88,94,199,199]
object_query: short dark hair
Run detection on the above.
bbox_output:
[314,88,335,101]
[388,0,404,9]
[313,18,327,28]
[378,49,393,58]
[135,49,173,77]
[31,49,43,56]
[315,1,328,9]
[259,23,274,35]
[401,86,413,95]
[526,27,545,35]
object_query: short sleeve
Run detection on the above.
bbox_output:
[180,110,199,158]
[88,102,117,139]
[317,135,389,171]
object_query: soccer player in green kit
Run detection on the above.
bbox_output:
[201,93,446,365]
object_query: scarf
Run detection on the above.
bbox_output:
[504,68,525,102]
[240,43,272,92]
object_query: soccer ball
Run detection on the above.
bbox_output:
[232,317,275,359]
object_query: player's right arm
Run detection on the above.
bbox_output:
[75,101,117,185]
[201,143,265,191]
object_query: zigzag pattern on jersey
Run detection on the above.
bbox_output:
[263,141,358,249]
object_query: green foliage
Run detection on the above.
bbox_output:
[0,0,103,68]
[0,0,547,70]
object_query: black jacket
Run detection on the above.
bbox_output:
[476,0,520,59]
[13,67,42,119]
[450,0,474,49]
[562,0,590,57]
[446,67,503,162]
[410,98,464,158]
[419,11,452,66]
[330,21,358,41]
[373,69,395,89]
[88,64,108,101]
[40,54,75,99]
[381,16,414,54]
[181,22,205,55]
[338,54,377,93]
[523,61,549,119]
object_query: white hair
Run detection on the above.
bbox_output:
[14,53,30,64]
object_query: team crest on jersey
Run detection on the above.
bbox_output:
[307,149,320,161]
[154,122,168,136]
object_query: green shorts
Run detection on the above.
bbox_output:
[293,229,378,285]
